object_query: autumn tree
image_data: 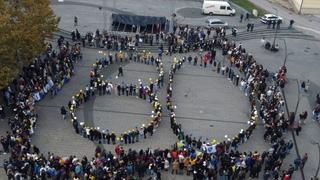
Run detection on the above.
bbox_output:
[0,0,58,89]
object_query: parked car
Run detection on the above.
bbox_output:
[206,18,229,28]
[260,14,283,23]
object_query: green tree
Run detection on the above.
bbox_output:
[0,0,58,90]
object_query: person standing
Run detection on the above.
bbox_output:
[60,106,67,120]
[288,164,295,177]
[1,136,9,153]
[118,66,123,77]
[250,23,254,32]
[207,29,211,38]
[267,20,272,29]
[299,111,308,124]
[247,23,251,32]
[301,153,308,168]
[240,14,244,22]
[217,62,221,74]
[0,105,5,120]
[76,29,81,41]
[172,159,179,174]
[117,84,121,96]
[232,27,237,37]
[277,19,281,29]
[295,122,302,136]
[301,81,306,91]
[82,37,86,47]
[193,56,198,66]
[74,16,78,27]
[289,19,295,29]
[72,118,79,134]
[245,12,250,21]
[71,31,76,41]
[272,20,276,29]
[204,55,208,68]
[188,55,192,64]
[294,157,301,170]
[156,33,159,44]
[305,80,310,92]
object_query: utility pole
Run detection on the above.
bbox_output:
[278,38,293,67]
[272,7,278,48]
[282,38,287,66]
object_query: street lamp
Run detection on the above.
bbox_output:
[284,52,294,67]
[311,140,320,179]
[272,7,279,48]
[277,38,294,67]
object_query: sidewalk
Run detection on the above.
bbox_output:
[248,0,320,39]
[283,78,320,179]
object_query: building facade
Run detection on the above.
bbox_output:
[290,0,320,14]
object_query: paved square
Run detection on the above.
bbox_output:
[2,0,320,179]
[92,95,153,134]
[172,63,250,142]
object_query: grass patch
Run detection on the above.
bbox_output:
[231,0,268,17]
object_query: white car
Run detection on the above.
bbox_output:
[206,18,229,28]
[260,14,283,24]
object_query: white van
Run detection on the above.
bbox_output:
[202,1,236,16]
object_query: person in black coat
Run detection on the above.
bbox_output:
[60,106,67,120]
[118,66,123,77]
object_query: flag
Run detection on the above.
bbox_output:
[206,144,216,154]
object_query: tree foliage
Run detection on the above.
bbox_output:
[0,0,58,90]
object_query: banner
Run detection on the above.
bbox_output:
[206,144,216,154]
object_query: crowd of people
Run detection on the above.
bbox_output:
[0,25,310,179]
[69,26,232,58]
[71,28,169,51]
[64,55,165,145]
[97,49,165,68]
[1,41,82,179]
[165,39,303,179]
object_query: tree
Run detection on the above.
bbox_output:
[0,0,58,90]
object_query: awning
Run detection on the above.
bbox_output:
[111,14,167,26]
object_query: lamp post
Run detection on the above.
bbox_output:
[284,52,294,67]
[276,38,293,67]
[311,140,320,179]
[272,7,279,48]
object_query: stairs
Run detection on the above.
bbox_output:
[50,27,316,53]
[225,27,316,42]
[52,28,73,41]
[136,43,169,53]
